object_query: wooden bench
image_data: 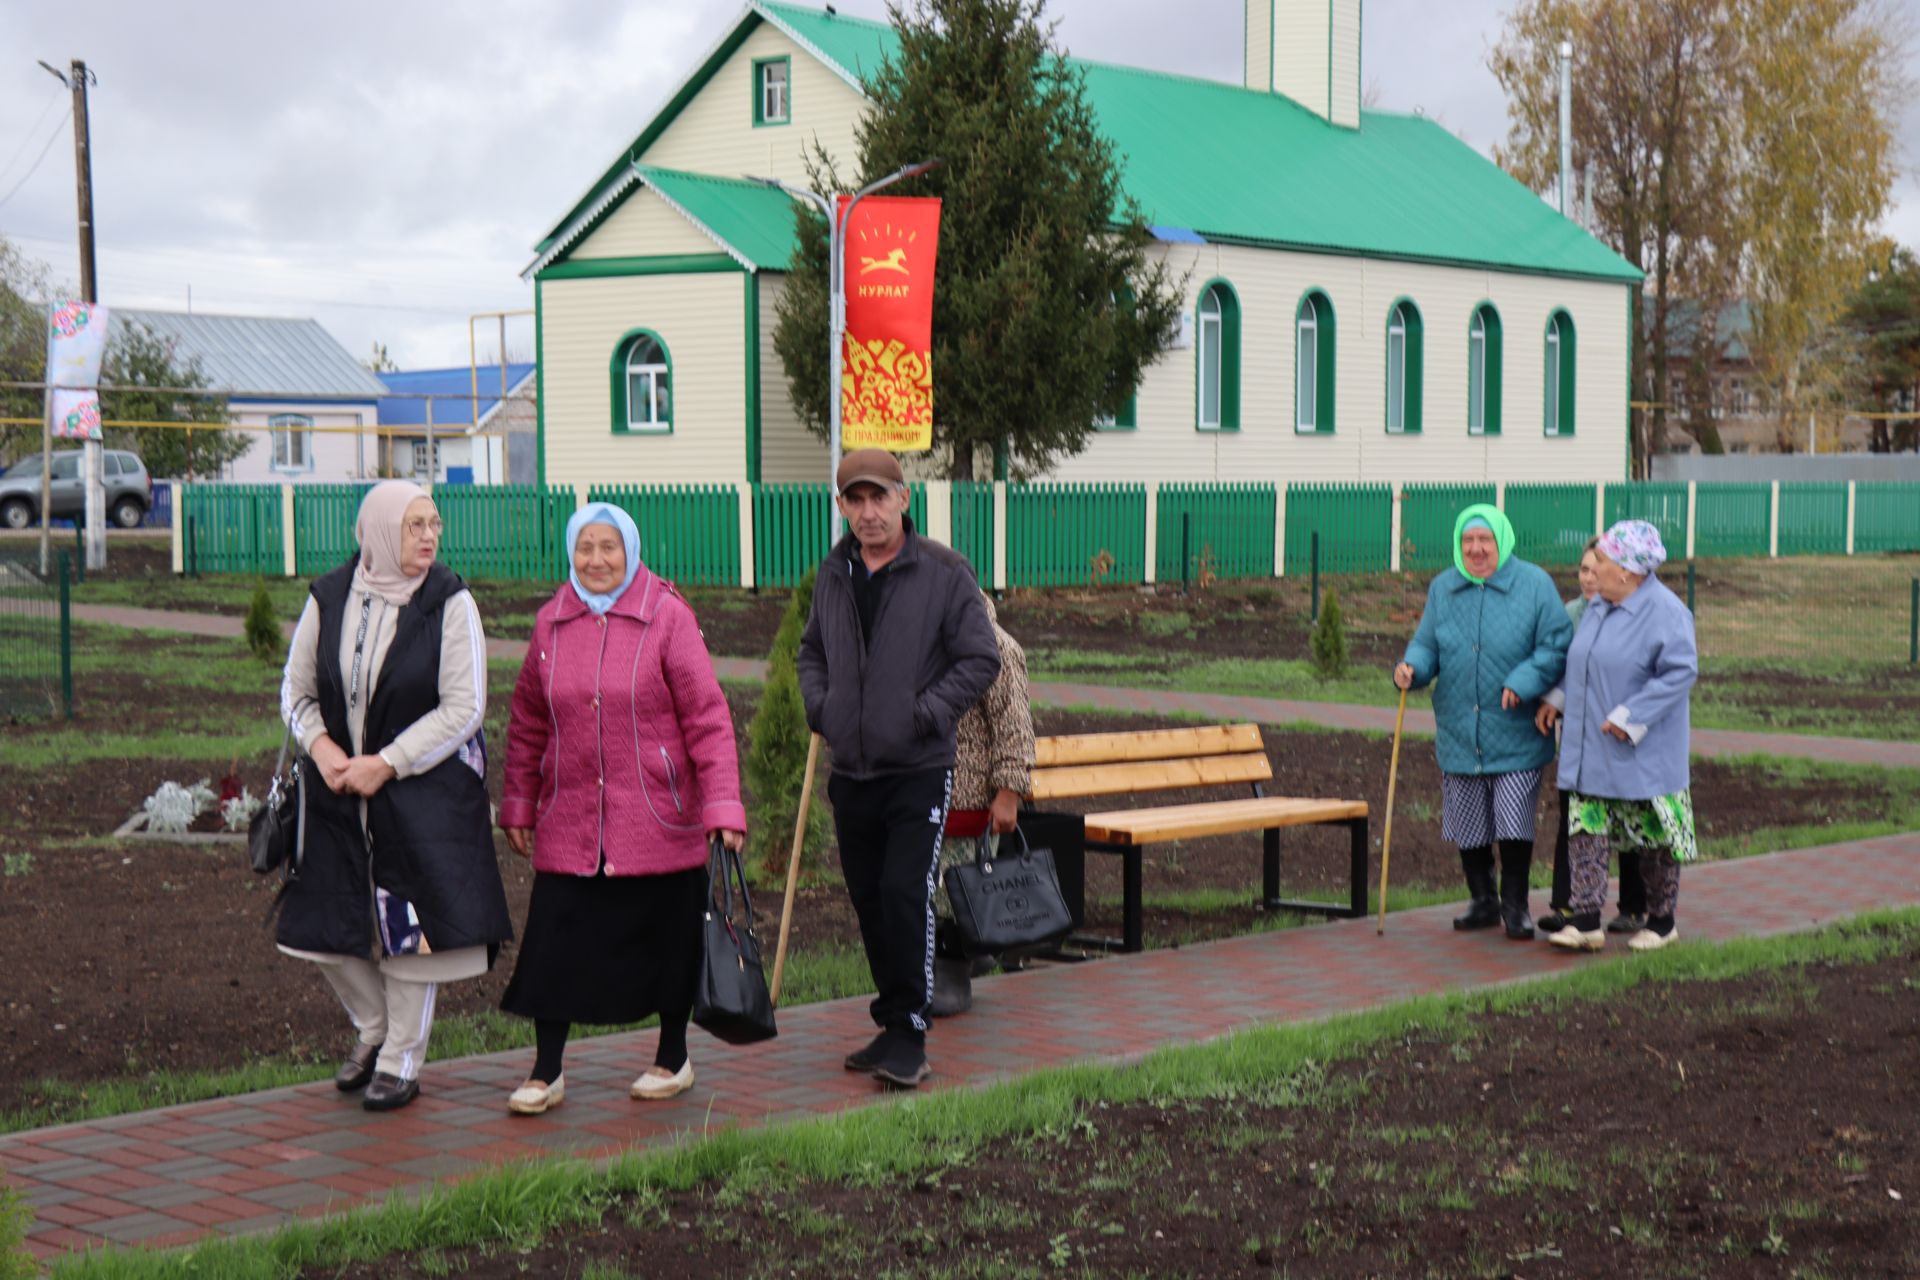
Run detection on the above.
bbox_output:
[1025,723,1369,953]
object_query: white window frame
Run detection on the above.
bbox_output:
[1197,287,1224,430]
[626,337,671,432]
[760,60,789,124]
[269,413,313,472]
[1544,319,1562,436]
[1386,304,1408,434]
[1295,296,1319,433]
[1468,310,1487,435]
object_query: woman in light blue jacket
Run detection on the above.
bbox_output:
[1537,520,1697,953]
[1395,505,1572,939]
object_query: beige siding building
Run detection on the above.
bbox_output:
[525,0,1639,493]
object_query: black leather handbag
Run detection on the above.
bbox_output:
[692,839,778,1045]
[943,826,1073,958]
[248,725,303,877]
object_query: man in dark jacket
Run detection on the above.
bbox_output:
[798,448,1000,1088]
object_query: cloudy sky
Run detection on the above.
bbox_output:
[2,0,1916,370]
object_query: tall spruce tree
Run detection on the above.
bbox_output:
[772,0,1182,480]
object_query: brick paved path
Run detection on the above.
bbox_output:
[69,604,1920,771]
[6,834,1917,1263]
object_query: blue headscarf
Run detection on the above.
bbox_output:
[565,503,642,615]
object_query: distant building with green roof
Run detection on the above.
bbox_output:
[525,0,1640,492]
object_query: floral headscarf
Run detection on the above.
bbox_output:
[1597,519,1667,576]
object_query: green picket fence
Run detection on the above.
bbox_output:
[1285,482,1391,575]
[751,483,926,587]
[1854,482,1920,553]
[951,481,995,586]
[183,485,283,576]
[435,486,574,582]
[1007,483,1147,587]
[1691,482,1771,559]
[589,484,741,586]
[292,484,372,575]
[1155,483,1276,583]
[1605,481,1689,560]
[1504,483,1596,565]
[1777,481,1848,557]
[1400,483,1496,574]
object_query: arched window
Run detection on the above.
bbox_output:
[1296,289,1336,433]
[1544,309,1576,436]
[610,330,672,434]
[1195,281,1240,430]
[1096,287,1138,431]
[1468,303,1503,435]
[1385,299,1423,434]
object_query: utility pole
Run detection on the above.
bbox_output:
[39,58,106,572]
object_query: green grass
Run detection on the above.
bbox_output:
[40,908,1920,1280]
[0,943,873,1136]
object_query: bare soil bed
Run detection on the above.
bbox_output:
[318,938,1920,1279]
[0,651,1898,1125]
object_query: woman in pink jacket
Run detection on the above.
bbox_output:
[498,503,746,1115]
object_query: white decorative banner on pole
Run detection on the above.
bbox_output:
[45,299,109,440]
[49,388,102,440]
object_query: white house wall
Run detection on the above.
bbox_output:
[638,20,865,188]
[541,273,746,489]
[222,402,373,484]
[757,271,830,483]
[1050,242,1629,484]
[575,187,722,259]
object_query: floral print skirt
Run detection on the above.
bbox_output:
[1565,789,1697,863]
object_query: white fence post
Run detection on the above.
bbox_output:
[1388,482,1403,573]
[925,480,954,550]
[1143,482,1159,585]
[991,480,1008,591]
[281,484,297,578]
[169,480,184,574]
[737,482,756,590]
[1274,484,1288,578]
[1846,480,1857,556]
[1594,482,1606,538]
[1685,480,1697,561]
[1494,481,1506,511]
[1769,481,1781,558]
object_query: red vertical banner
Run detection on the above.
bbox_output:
[839,195,940,452]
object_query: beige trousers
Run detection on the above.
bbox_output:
[317,957,438,1083]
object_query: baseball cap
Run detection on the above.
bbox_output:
[835,448,906,495]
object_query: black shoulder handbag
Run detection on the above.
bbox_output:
[248,723,304,877]
[692,839,778,1045]
[943,826,1073,958]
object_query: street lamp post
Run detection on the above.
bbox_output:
[747,160,939,543]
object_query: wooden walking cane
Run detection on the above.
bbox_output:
[768,732,822,1006]
[1377,688,1410,935]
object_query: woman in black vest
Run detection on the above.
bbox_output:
[278,481,511,1111]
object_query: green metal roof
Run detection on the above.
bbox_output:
[636,166,802,271]
[533,2,1641,284]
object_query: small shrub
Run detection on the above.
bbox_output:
[1310,587,1349,679]
[743,571,832,885]
[244,580,280,661]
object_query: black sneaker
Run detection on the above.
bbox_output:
[872,1038,932,1089]
[1607,911,1648,935]
[842,1032,892,1073]
[1535,908,1574,934]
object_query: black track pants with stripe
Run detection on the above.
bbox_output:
[829,767,952,1040]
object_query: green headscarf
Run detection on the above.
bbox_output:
[1452,503,1515,584]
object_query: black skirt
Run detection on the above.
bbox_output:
[500,865,706,1025]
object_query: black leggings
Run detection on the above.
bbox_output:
[532,1013,689,1085]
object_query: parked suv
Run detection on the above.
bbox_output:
[0,449,152,529]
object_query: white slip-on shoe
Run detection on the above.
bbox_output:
[1628,926,1679,952]
[630,1059,695,1100]
[508,1075,564,1115]
[1547,925,1606,952]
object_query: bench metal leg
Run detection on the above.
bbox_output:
[1348,816,1369,918]
[1263,825,1281,905]
[1122,848,1143,953]
[1258,818,1371,920]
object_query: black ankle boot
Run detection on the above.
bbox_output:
[1452,848,1500,931]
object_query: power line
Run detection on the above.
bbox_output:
[0,105,72,215]
[0,87,64,186]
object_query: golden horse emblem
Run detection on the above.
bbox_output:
[859,247,910,275]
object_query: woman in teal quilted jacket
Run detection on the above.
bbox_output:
[1394,505,1573,939]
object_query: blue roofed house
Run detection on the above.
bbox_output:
[524,1,1642,492]
[108,308,388,483]
[377,363,538,485]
